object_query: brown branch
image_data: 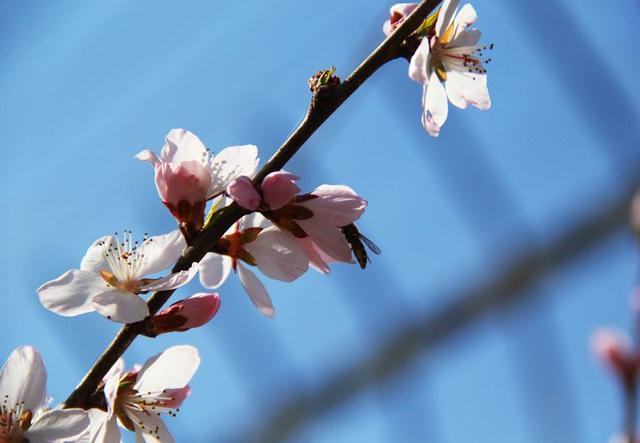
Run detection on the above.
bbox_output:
[63,0,442,409]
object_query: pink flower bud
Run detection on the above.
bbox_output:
[148,293,221,336]
[155,161,211,230]
[592,328,638,385]
[226,176,262,210]
[261,171,300,210]
[383,3,418,36]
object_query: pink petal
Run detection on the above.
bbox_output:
[226,176,262,210]
[152,293,221,334]
[261,171,300,210]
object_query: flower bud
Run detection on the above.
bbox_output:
[226,176,262,210]
[261,171,300,210]
[146,293,221,336]
[592,328,638,386]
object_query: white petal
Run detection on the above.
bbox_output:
[140,263,198,292]
[208,144,259,197]
[92,290,149,323]
[245,227,308,282]
[134,345,200,394]
[26,408,90,443]
[0,346,46,411]
[450,28,481,48]
[408,38,430,84]
[161,129,208,164]
[445,69,490,110]
[134,149,161,167]
[131,410,174,443]
[80,410,122,443]
[237,263,275,318]
[436,0,460,38]
[298,220,353,263]
[135,230,186,277]
[303,185,367,226]
[104,360,124,417]
[238,212,271,230]
[422,74,448,136]
[37,270,106,317]
[80,235,112,273]
[198,253,232,289]
[454,3,477,28]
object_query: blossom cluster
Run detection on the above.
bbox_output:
[2,1,495,441]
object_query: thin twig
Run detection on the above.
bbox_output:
[63,0,442,409]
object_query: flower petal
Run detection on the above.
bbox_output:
[435,0,459,39]
[208,144,259,198]
[139,263,198,292]
[298,220,353,263]
[37,270,106,317]
[134,149,161,167]
[454,3,477,28]
[303,185,367,226]
[237,263,275,318]
[26,408,90,443]
[80,410,121,443]
[80,235,112,273]
[226,176,262,210]
[134,345,200,393]
[408,38,430,84]
[103,359,124,417]
[198,253,232,289]
[297,237,334,274]
[132,410,174,443]
[445,70,490,110]
[422,74,448,137]
[92,290,149,323]
[244,227,308,282]
[0,346,46,411]
[135,230,186,277]
[238,212,271,230]
[261,171,300,210]
[161,129,208,164]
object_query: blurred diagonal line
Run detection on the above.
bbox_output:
[230,184,635,443]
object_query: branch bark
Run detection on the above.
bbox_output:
[64,0,442,409]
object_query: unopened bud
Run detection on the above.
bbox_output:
[308,66,340,93]
[146,293,221,336]
[227,176,262,211]
[592,328,638,386]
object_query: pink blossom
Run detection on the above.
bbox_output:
[148,293,221,335]
[263,184,367,267]
[136,129,258,233]
[261,171,300,210]
[383,3,418,36]
[226,176,262,210]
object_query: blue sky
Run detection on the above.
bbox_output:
[1,0,639,441]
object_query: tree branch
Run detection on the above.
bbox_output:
[63,0,442,409]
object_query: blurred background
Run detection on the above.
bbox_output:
[1,0,639,441]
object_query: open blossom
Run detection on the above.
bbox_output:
[136,129,259,233]
[199,213,308,318]
[146,293,221,336]
[85,346,199,443]
[226,171,368,273]
[261,183,368,273]
[398,0,491,136]
[37,230,196,324]
[0,346,89,443]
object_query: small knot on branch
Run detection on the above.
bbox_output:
[308,66,340,94]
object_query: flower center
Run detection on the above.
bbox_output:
[430,38,493,81]
[212,223,261,270]
[0,399,32,443]
[98,231,156,293]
